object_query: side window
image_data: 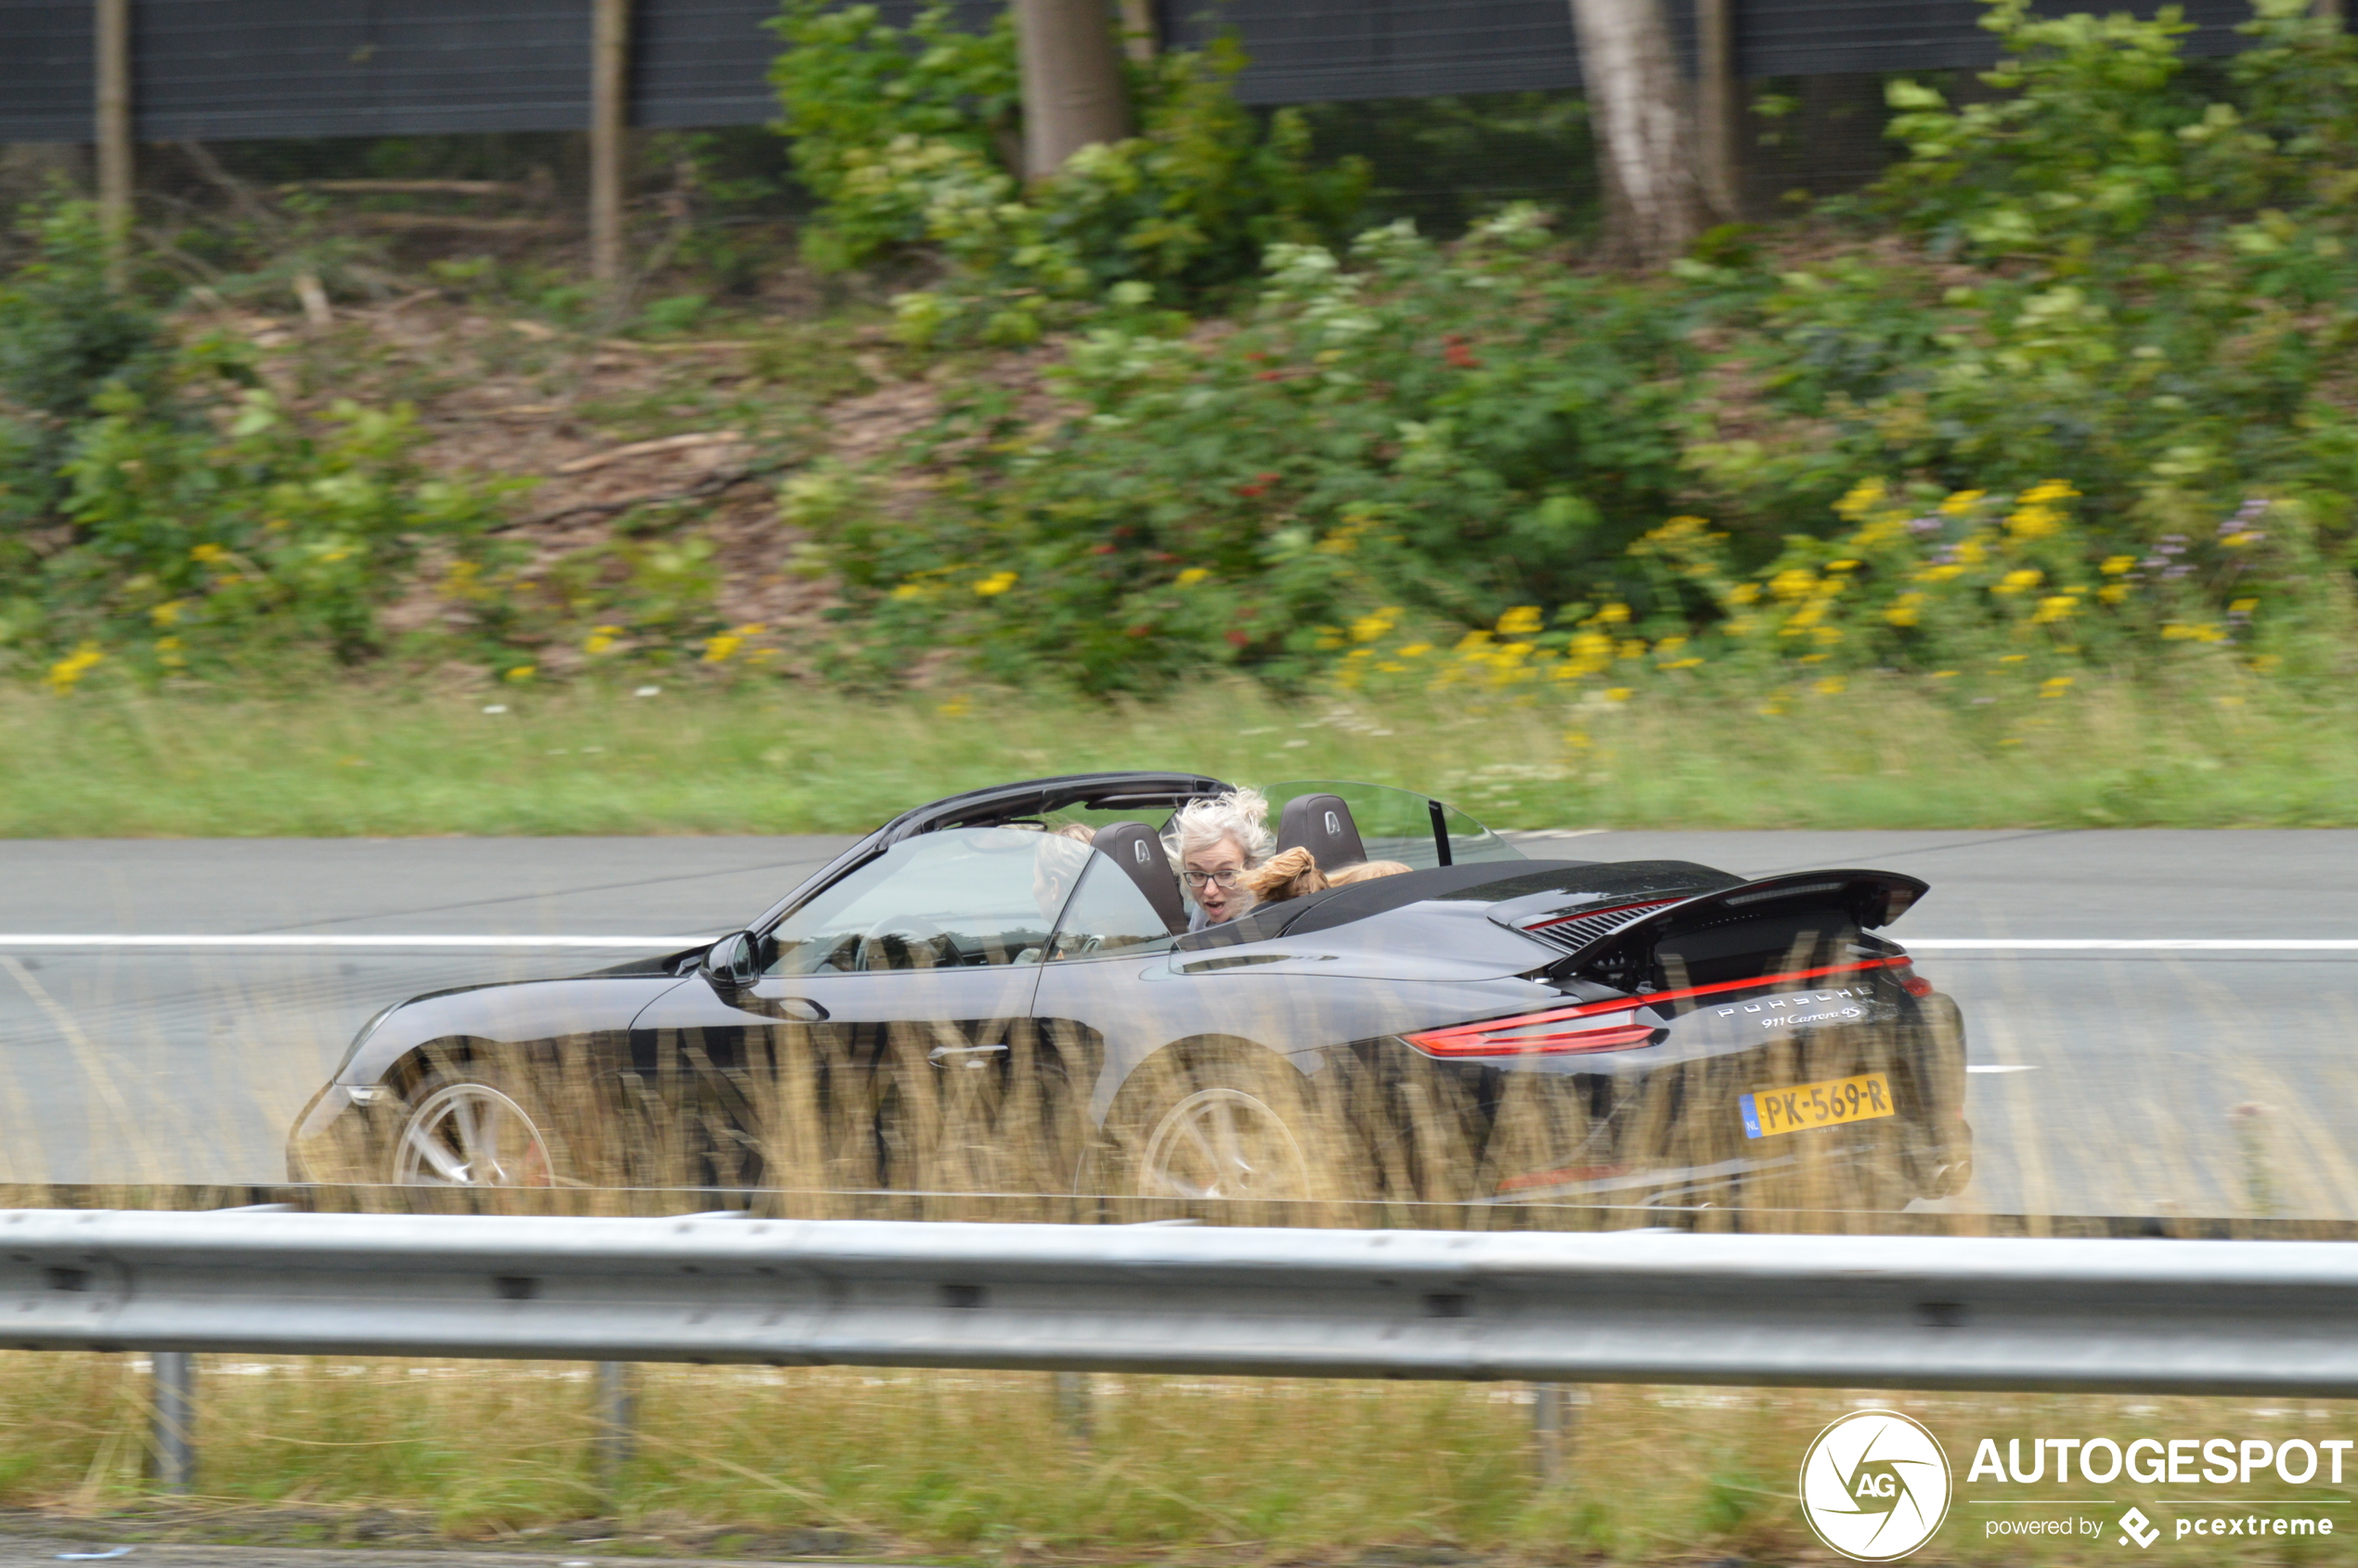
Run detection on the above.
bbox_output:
[764,828,1087,974]
[1047,855,1179,962]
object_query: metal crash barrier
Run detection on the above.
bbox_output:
[7,1208,2358,1486]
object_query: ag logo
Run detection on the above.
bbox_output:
[1798,1410,1951,1562]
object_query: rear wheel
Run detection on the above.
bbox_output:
[391,1073,563,1186]
[1095,1046,1369,1203]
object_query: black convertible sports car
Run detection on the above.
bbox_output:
[288,774,1973,1207]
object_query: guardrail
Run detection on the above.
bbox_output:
[9,1209,2356,1487]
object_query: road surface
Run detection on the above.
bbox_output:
[2,830,2352,1215]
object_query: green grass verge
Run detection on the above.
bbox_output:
[4,670,2353,837]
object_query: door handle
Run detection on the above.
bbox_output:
[929,1042,1008,1069]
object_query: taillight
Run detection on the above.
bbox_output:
[1404,1002,1660,1058]
[1895,960,1936,999]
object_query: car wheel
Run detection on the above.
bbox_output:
[391,1073,564,1186]
[1096,1047,1369,1203]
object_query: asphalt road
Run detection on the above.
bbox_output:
[2,830,2353,1215]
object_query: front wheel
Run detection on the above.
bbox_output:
[1094,1046,1371,1204]
[391,1073,563,1186]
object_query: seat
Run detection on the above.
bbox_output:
[1275,792,1367,870]
[1088,821,1188,936]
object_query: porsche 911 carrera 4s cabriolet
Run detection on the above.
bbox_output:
[289,773,1972,1207]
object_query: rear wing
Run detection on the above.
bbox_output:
[1537,869,1929,985]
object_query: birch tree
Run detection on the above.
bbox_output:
[1566,0,1711,266]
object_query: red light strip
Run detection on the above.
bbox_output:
[1400,956,1913,1059]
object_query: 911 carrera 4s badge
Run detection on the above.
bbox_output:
[1740,1071,1895,1138]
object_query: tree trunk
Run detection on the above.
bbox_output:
[1566,0,1708,267]
[1014,0,1135,180]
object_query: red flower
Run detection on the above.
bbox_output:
[1445,344,1481,369]
[1254,370,1285,382]
[1225,629,1250,648]
[1236,484,1266,499]
[1090,543,1117,555]
[1125,624,1152,638]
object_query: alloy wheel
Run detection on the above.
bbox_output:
[1138,1085,1311,1199]
[392,1082,555,1186]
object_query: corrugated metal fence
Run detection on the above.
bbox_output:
[0,0,2268,145]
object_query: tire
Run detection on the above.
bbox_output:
[1092,1045,1369,1203]
[389,1069,567,1187]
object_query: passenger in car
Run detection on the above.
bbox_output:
[1161,788,1274,929]
[1237,848,1413,906]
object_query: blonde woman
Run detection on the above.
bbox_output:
[1161,788,1274,929]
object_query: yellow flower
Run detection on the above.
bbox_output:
[1564,731,1590,749]
[1885,592,1924,628]
[1173,567,1211,589]
[937,696,972,718]
[1596,603,1631,626]
[1617,639,1647,660]
[503,664,537,683]
[1726,583,1760,606]
[2040,676,2075,697]
[1603,687,1633,704]
[1937,490,1986,517]
[1770,569,1817,603]
[2230,597,2258,614]
[45,643,104,694]
[2031,594,2078,624]
[189,542,229,564]
[1813,625,1845,645]
[701,633,744,664]
[1396,643,1432,658]
[1999,654,2028,664]
[1814,675,1847,695]
[1661,656,1704,670]
[974,571,1018,597]
[2222,531,2261,547]
[889,583,926,602]
[2006,504,2063,540]
[1455,630,1493,652]
[1353,609,1399,642]
[1994,568,2043,595]
[584,624,624,655]
[2020,479,2079,504]
[2097,583,2131,604]
[1496,605,1545,637]
[1834,480,1886,520]
[2101,555,2137,576]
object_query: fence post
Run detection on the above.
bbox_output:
[1531,1383,1574,1484]
[1693,0,1741,223]
[94,0,133,289]
[150,1352,196,1492]
[589,0,632,293]
[592,1360,637,1497]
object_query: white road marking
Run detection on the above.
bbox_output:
[1966,1064,2040,1074]
[1909,939,2358,952]
[0,934,706,949]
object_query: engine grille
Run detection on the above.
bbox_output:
[1520,899,1681,955]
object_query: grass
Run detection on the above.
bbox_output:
[5,1354,2357,1563]
[4,667,2356,837]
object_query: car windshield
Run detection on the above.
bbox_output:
[765,826,1086,974]
[1260,781,1522,870]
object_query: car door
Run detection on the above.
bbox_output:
[631,826,1084,1191]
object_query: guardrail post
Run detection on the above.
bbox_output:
[1052,1370,1094,1446]
[150,1352,197,1492]
[592,1360,637,1496]
[1531,1383,1574,1484]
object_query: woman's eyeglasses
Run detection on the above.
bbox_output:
[1182,868,1244,889]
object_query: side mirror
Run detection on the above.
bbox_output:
[702,930,760,989]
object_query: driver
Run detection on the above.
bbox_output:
[1161,789,1273,930]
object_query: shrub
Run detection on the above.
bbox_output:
[800,210,1693,691]
[769,0,1366,343]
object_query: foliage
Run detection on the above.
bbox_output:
[768,0,1367,343]
[0,198,517,684]
[799,209,1691,691]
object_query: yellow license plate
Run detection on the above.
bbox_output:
[1740,1072,1894,1139]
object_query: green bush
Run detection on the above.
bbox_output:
[0,199,518,686]
[798,209,1691,691]
[768,0,1366,343]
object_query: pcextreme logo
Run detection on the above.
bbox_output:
[1798,1410,1953,1562]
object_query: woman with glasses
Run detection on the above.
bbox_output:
[1160,788,1274,930]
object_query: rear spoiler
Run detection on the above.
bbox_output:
[1551,868,1929,976]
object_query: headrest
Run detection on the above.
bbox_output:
[1276,792,1367,870]
[1089,821,1188,936]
